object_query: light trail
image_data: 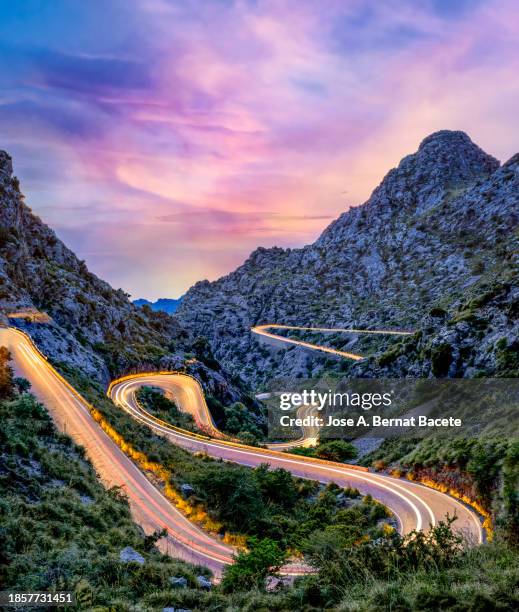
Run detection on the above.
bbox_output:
[109,373,483,545]
[251,324,413,360]
[0,325,484,579]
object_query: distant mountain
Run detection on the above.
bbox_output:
[134,297,182,314]
[177,131,518,385]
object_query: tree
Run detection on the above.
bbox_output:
[143,527,168,551]
[236,430,261,446]
[254,465,299,511]
[221,537,286,593]
[0,346,13,399]
[192,336,220,370]
[223,402,263,438]
[431,342,453,377]
[190,465,264,532]
[315,440,357,462]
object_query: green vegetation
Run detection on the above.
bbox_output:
[495,338,519,377]
[430,342,453,376]
[2,351,519,610]
[91,340,171,376]
[363,436,519,543]
[0,345,13,397]
[288,439,358,462]
[221,537,286,593]
[136,386,198,432]
[191,336,221,371]
[52,361,387,555]
[221,401,264,443]
[298,517,519,610]
[0,350,214,609]
[373,278,518,378]
[186,465,388,549]
[203,394,267,443]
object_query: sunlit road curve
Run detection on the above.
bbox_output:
[135,323,414,448]
[1,326,484,578]
[109,374,484,545]
[0,327,235,575]
[251,324,413,360]
[133,372,318,451]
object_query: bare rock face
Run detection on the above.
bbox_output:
[0,152,186,381]
[0,151,13,178]
[196,575,212,590]
[176,131,518,385]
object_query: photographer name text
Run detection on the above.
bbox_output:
[279,414,462,428]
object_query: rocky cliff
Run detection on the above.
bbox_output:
[0,150,247,406]
[176,131,518,386]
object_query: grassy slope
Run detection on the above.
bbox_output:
[2,358,518,611]
[0,390,217,610]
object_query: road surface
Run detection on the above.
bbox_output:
[133,323,413,447]
[1,326,483,578]
[133,373,317,450]
[0,327,235,574]
[109,374,483,543]
[251,324,413,360]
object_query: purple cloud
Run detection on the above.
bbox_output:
[0,0,518,299]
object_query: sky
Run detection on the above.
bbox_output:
[0,0,518,299]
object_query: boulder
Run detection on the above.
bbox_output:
[196,575,212,590]
[169,576,188,588]
[119,546,145,564]
[180,483,195,497]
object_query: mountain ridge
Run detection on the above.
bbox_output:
[176,131,518,385]
[0,150,249,407]
[133,297,182,314]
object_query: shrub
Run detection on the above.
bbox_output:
[315,440,357,462]
[430,342,453,376]
[221,537,286,593]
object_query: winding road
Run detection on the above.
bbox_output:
[251,324,413,360]
[0,325,483,578]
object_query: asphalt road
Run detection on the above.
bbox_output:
[251,324,413,360]
[110,373,484,544]
[1,326,483,577]
[0,327,235,574]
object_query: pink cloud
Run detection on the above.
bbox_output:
[3,0,519,298]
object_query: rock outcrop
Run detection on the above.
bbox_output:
[0,150,188,381]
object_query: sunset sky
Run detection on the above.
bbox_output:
[1,0,518,299]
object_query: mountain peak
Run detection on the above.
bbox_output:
[369,130,500,214]
[316,130,501,245]
[416,130,499,172]
[418,129,474,150]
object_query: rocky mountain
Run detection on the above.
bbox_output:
[0,150,185,381]
[134,297,182,314]
[0,150,248,406]
[176,131,518,386]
